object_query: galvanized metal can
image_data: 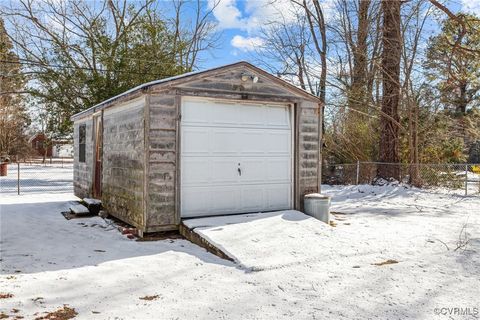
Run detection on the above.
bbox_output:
[304,193,331,224]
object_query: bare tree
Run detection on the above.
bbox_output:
[256,6,319,95]
[2,0,219,135]
[401,0,433,185]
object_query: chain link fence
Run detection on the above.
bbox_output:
[0,159,73,195]
[323,162,480,196]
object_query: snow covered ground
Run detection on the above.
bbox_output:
[0,163,73,195]
[0,184,479,319]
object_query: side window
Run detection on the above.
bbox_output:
[79,124,86,163]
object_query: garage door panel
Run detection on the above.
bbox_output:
[181,99,292,217]
[265,131,291,154]
[211,128,239,154]
[182,186,240,217]
[183,158,241,185]
[181,159,211,184]
[182,183,291,217]
[238,104,266,125]
[210,159,239,184]
[266,106,291,128]
[182,128,209,154]
[240,158,267,182]
[181,188,212,215]
[266,184,291,209]
[210,103,241,125]
[238,130,267,154]
[266,159,291,182]
[182,100,211,124]
[240,186,265,211]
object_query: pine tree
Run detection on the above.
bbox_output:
[378,0,402,180]
[424,14,480,114]
[0,18,30,159]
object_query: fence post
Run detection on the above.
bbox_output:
[17,162,20,195]
[356,161,360,185]
[465,164,468,196]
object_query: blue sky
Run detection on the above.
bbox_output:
[199,0,478,70]
[198,0,299,68]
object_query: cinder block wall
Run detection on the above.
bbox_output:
[145,93,179,232]
[101,97,146,229]
[297,100,320,208]
[144,92,321,232]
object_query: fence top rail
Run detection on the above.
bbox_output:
[329,162,480,166]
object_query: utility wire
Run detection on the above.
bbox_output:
[0,59,178,78]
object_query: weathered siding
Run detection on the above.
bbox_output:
[297,101,320,209]
[146,67,321,228]
[102,97,146,229]
[173,66,298,98]
[145,93,178,231]
[73,118,93,198]
[73,62,321,233]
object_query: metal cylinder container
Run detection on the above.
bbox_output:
[304,193,331,224]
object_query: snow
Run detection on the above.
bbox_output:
[0,163,73,195]
[1,180,479,319]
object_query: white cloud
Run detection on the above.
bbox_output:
[208,0,298,32]
[230,35,264,52]
[209,0,337,52]
[208,0,245,29]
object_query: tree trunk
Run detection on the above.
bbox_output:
[408,98,421,186]
[458,83,467,114]
[378,0,401,180]
[345,0,371,161]
[350,0,370,112]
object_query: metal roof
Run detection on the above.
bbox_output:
[71,61,321,120]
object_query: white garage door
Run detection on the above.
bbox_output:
[181,98,293,218]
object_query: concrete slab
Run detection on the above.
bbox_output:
[69,203,90,215]
[83,198,102,206]
[182,210,333,270]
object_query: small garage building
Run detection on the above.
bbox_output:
[71,61,322,234]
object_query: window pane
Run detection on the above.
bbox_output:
[79,144,86,163]
[79,124,86,163]
[79,124,86,144]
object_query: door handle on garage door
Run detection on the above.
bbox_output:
[237,163,242,176]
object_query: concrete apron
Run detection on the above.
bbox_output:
[181,210,333,271]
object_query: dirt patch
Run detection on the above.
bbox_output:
[0,293,13,299]
[61,211,96,220]
[372,259,399,266]
[136,231,184,242]
[0,312,9,319]
[34,306,77,320]
[139,295,160,301]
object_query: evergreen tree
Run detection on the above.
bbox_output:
[0,18,30,159]
[424,14,480,114]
